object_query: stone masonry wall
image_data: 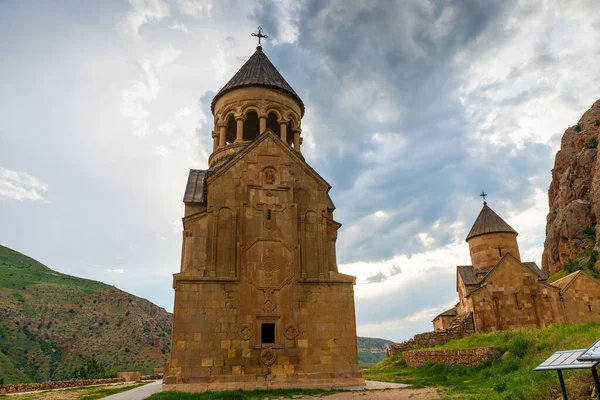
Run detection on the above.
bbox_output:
[404,347,500,367]
[388,313,474,356]
[0,378,124,394]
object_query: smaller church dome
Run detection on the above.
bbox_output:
[211,47,304,116]
[466,202,518,241]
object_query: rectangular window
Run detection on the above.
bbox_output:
[261,323,275,344]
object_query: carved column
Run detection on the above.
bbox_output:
[219,124,226,147]
[231,211,237,277]
[293,129,301,152]
[318,212,327,278]
[207,207,217,276]
[235,116,244,143]
[259,116,267,134]
[280,121,287,143]
[300,214,307,278]
[212,130,219,151]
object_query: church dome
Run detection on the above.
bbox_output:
[211,47,305,116]
[466,202,518,242]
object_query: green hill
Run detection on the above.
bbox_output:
[0,245,109,293]
[365,322,600,399]
[357,336,394,366]
[0,244,172,384]
[0,351,30,384]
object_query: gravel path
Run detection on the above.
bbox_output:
[298,388,439,399]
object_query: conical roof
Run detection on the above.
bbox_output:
[466,202,518,241]
[211,47,304,116]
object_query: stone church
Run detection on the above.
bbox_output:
[163,39,364,391]
[432,201,600,333]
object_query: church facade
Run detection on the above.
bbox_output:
[163,41,364,391]
[433,201,600,333]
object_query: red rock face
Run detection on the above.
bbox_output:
[542,100,600,276]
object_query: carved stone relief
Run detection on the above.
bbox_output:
[239,324,253,340]
[260,348,277,365]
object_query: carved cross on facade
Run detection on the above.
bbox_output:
[252,26,268,49]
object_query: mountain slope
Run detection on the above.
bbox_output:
[0,245,172,383]
[357,337,394,366]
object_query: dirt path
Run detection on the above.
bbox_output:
[299,388,440,399]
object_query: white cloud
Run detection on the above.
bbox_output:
[172,219,182,234]
[169,23,189,33]
[106,268,125,274]
[267,0,302,44]
[120,59,160,137]
[119,0,170,40]
[0,167,48,201]
[177,0,212,18]
[175,105,192,120]
[457,2,600,149]
[120,46,182,137]
[154,146,170,157]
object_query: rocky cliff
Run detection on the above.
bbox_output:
[542,100,600,277]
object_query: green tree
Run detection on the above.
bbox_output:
[72,358,112,380]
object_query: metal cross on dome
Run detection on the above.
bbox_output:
[252,26,268,49]
[480,190,488,204]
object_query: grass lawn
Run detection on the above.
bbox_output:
[6,382,150,400]
[147,388,344,400]
[363,322,600,399]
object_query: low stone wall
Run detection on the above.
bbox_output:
[142,374,163,380]
[404,347,500,367]
[0,377,125,394]
[388,313,475,357]
[118,371,141,382]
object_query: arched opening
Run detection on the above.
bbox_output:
[286,122,294,145]
[243,111,259,141]
[225,115,236,144]
[266,113,280,136]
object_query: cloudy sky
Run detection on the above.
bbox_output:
[1,0,600,342]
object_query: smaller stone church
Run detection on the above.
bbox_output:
[433,201,600,333]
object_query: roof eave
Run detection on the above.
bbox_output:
[211,84,305,117]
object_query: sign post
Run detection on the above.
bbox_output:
[535,349,599,400]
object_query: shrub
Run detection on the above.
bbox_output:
[493,379,507,393]
[576,123,582,132]
[583,227,596,238]
[564,259,583,274]
[586,137,598,149]
[595,120,600,126]
[509,335,532,358]
[72,358,115,380]
[501,357,521,373]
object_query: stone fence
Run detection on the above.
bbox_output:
[387,312,475,357]
[0,377,124,394]
[404,347,500,367]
